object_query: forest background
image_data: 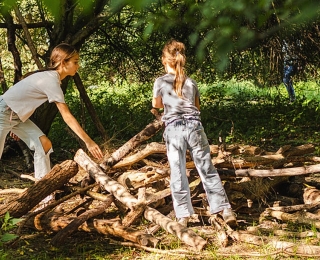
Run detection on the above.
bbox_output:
[0,0,320,162]
[0,0,320,259]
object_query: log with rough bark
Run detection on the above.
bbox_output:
[116,165,170,191]
[262,209,320,228]
[107,140,318,176]
[50,196,113,247]
[112,142,167,169]
[23,211,159,247]
[269,203,320,213]
[219,163,320,178]
[303,186,320,204]
[213,144,315,169]
[100,109,164,170]
[121,187,147,227]
[0,160,78,218]
[94,219,159,247]
[75,149,137,210]
[143,207,207,251]
[74,149,207,251]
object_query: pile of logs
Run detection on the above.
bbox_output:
[2,113,320,257]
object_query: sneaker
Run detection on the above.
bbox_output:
[222,208,237,227]
[177,217,189,227]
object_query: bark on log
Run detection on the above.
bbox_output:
[269,203,320,213]
[271,240,320,256]
[24,212,159,247]
[0,160,78,218]
[143,207,207,251]
[218,164,320,178]
[75,149,207,250]
[263,209,320,228]
[112,142,167,169]
[303,187,320,204]
[94,219,159,247]
[117,165,170,191]
[190,144,315,169]
[75,149,137,210]
[122,188,147,227]
[100,115,164,170]
[50,196,113,247]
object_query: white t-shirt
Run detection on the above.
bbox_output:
[2,70,65,122]
[153,73,200,124]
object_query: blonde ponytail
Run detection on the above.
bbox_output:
[162,40,186,98]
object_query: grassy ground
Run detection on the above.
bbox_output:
[1,80,320,259]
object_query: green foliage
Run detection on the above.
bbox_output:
[0,212,22,245]
[49,79,320,162]
[199,80,320,151]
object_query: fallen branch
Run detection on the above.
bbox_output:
[50,196,113,246]
[74,149,207,251]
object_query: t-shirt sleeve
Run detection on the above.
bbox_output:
[44,74,66,103]
[192,79,200,98]
[153,78,161,98]
[46,87,65,104]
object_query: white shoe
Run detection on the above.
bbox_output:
[221,208,237,228]
[177,217,189,227]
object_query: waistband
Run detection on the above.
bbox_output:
[166,117,201,126]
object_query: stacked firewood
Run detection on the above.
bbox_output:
[2,114,320,256]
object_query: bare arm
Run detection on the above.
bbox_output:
[152,96,164,108]
[55,102,103,159]
[195,96,200,110]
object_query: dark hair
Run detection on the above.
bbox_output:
[161,39,186,98]
[23,43,78,78]
[48,43,78,69]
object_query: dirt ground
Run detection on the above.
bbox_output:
[0,154,320,260]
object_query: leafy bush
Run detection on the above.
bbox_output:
[49,79,320,160]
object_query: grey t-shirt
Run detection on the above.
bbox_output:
[153,73,200,124]
[2,70,65,122]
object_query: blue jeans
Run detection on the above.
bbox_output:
[0,98,52,179]
[164,119,231,218]
[283,65,296,101]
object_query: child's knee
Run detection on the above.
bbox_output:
[39,135,52,153]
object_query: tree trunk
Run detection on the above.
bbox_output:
[0,160,78,218]
[73,73,108,141]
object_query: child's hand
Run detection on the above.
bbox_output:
[86,140,103,159]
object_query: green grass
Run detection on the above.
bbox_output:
[49,79,320,160]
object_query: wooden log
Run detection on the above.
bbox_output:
[50,196,113,247]
[208,214,228,247]
[94,219,159,247]
[113,142,167,169]
[74,149,207,250]
[271,240,320,256]
[0,160,78,218]
[186,144,315,169]
[23,212,159,247]
[144,207,207,251]
[264,209,320,228]
[218,164,320,178]
[117,165,170,191]
[303,187,320,204]
[269,203,320,213]
[75,149,137,210]
[100,110,163,170]
[122,188,146,227]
